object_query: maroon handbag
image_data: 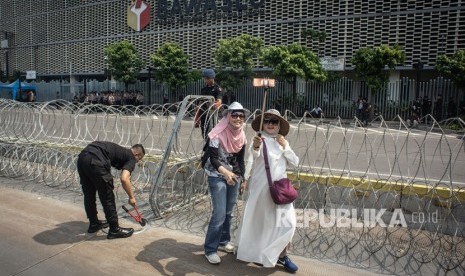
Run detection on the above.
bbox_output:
[262,141,298,205]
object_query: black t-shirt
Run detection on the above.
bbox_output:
[201,83,223,102]
[83,141,136,173]
[199,83,223,116]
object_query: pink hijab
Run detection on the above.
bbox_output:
[208,112,246,153]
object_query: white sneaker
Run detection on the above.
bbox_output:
[205,253,221,264]
[218,242,235,253]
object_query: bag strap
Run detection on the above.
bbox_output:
[262,141,273,187]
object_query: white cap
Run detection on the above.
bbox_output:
[222,101,246,116]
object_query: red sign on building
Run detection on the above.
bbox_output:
[127,0,151,32]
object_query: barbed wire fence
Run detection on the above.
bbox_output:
[1,98,465,275]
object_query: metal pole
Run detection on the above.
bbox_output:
[3,32,9,78]
[150,95,215,218]
[104,56,109,91]
[147,66,152,104]
[414,62,423,99]
[258,87,268,135]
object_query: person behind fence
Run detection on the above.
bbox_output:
[309,104,323,118]
[372,104,380,119]
[447,96,457,118]
[422,96,432,115]
[412,97,422,117]
[77,141,145,239]
[203,102,247,265]
[356,95,364,119]
[434,94,443,121]
[407,110,420,128]
[195,69,223,139]
[460,100,465,117]
[361,97,371,126]
[236,109,299,273]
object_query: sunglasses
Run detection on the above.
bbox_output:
[264,118,279,125]
[230,112,245,119]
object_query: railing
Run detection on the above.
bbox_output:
[2,77,462,121]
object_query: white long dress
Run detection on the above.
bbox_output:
[236,134,299,267]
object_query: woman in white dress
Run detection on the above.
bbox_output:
[236,109,299,273]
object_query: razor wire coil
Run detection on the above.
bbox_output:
[1,98,465,275]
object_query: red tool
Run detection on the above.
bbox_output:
[122,205,147,226]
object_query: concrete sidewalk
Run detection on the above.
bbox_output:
[0,181,378,276]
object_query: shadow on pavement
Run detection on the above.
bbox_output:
[32,221,107,245]
[136,238,282,276]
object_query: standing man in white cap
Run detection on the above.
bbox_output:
[196,69,223,139]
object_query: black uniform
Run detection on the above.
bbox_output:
[77,141,136,228]
[199,83,223,139]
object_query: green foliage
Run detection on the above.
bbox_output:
[436,49,465,89]
[104,40,144,89]
[214,34,264,91]
[261,43,326,82]
[325,71,343,82]
[261,43,326,115]
[190,70,202,81]
[448,123,463,131]
[216,70,248,92]
[351,44,405,93]
[301,29,327,43]
[150,42,194,93]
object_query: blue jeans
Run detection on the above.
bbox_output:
[204,176,240,255]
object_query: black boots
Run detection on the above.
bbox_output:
[107,227,134,239]
[88,220,134,239]
[87,220,109,233]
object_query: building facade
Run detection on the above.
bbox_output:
[0,0,464,80]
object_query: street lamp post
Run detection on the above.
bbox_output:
[440,35,446,55]
[104,56,110,91]
[1,32,10,78]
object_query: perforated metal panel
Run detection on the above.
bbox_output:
[0,0,464,77]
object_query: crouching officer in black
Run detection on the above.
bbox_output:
[77,141,145,239]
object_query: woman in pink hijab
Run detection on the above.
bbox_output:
[203,102,247,265]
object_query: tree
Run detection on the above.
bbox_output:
[436,49,465,90]
[150,42,196,95]
[214,34,264,99]
[261,43,326,82]
[351,44,405,94]
[261,43,326,113]
[104,40,144,92]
